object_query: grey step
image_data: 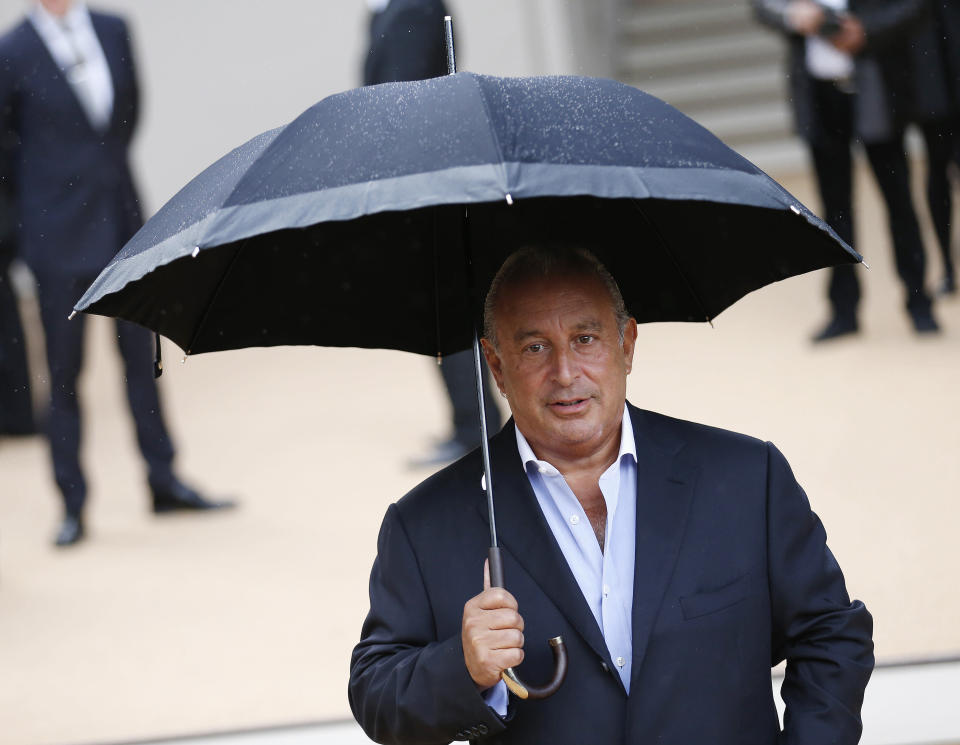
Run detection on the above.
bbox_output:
[619,32,782,79]
[616,0,797,173]
[736,139,807,175]
[689,102,792,147]
[620,2,756,43]
[623,65,785,113]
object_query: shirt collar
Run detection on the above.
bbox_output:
[515,403,637,473]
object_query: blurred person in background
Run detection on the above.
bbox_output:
[0,0,234,547]
[752,0,940,341]
[363,0,503,467]
[907,0,960,296]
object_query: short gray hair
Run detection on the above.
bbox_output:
[483,245,631,350]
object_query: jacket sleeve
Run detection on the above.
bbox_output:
[0,40,18,197]
[750,0,797,36]
[0,39,20,256]
[349,504,508,745]
[116,17,140,143]
[765,442,874,745]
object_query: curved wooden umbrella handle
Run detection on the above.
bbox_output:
[488,547,568,700]
[500,637,567,700]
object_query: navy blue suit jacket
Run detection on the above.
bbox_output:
[0,10,142,280]
[349,404,874,744]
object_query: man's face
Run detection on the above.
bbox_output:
[482,273,637,464]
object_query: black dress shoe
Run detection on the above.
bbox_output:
[936,274,956,297]
[151,481,236,514]
[54,515,84,547]
[811,316,858,343]
[909,307,940,334]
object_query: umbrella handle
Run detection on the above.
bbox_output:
[488,547,568,700]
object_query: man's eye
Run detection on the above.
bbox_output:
[577,335,595,344]
[526,343,544,353]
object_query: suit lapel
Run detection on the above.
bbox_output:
[627,406,697,689]
[22,19,99,137]
[474,422,613,670]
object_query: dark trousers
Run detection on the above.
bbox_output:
[439,348,502,448]
[807,79,931,320]
[36,273,175,515]
[918,118,959,281]
[0,254,34,434]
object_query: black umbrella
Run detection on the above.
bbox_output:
[73,51,860,701]
[74,74,857,355]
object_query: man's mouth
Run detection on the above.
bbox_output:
[549,397,590,411]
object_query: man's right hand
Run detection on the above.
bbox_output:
[462,560,526,690]
[786,0,825,35]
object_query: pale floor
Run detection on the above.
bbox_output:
[1,167,958,745]
[61,661,960,745]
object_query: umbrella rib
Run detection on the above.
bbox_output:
[185,240,248,354]
[630,200,712,324]
[468,75,509,193]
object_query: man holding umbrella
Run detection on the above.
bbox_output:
[64,60,874,742]
[349,246,874,744]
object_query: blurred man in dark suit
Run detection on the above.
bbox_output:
[753,0,939,340]
[0,0,233,547]
[363,0,503,466]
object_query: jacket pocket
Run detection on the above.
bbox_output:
[680,571,756,620]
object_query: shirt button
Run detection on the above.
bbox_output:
[602,584,610,597]
[616,656,625,667]
[569,515,580,525]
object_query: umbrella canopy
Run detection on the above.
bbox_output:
[75,72,858,356]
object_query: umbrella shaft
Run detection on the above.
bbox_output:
[472,329,498,549]
[444,17,456,75]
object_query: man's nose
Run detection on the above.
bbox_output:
[551,346,578,386]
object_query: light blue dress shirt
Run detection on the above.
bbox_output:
[484,405,637,715]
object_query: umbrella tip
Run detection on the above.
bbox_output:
[861,260,871,270]
[789,204,801,215]
[192,246,200,258]
[505,193,514,205]
[67,310,77,320]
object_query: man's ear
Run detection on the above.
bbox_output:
[622,318,638,375]
[480,338,505,394]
